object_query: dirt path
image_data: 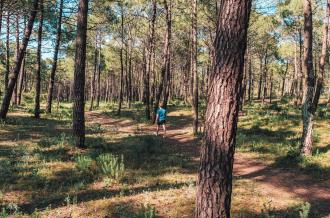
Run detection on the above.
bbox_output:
[86,111,330,217]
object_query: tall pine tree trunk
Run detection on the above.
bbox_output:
[73,0,88,148]
[96,45,102,108]
[117,3,124,115]
[13,15,20,105]
[46,0,64,113]
[301,0,314,155]
[17,58,26,105]
[0,0,39,119]
[155,0,172,113]
[5,12,10,90]
[313,0,330,110]
[34,0,44,119]
[195,0,252,216]
[89,36,98,111]
[191,0,198,135]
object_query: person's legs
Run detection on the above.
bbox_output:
[156,124,160,135]
[162,124,166,135]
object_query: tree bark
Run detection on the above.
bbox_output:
[195,0,252,217]
[46,0,64,113]
[154,0,172,115]
[13,15,20,105]
[145,1,156,120]
[0,0,40,119]
[191,0,198,135]
[313,0,330,111]
[247,56,253,102]
[72,0,88,148]
[17,57,26,105]
[257,56,263,99]
[90,35,98,111]
[34,0,44,119]
[5,11,10,90]
[96,44,102,108]
[300,0,314,156]
[117,3,124,115]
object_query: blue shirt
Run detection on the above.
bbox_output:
[157,108,167,121]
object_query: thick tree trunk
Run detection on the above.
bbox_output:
[195,0,252,217]
[191,0,198,135]
[0,0,39,119]
[72,0,88,148]
[46,0,63,113]
[0,0,2,96]
[300,0,314,156]
[34,0,44,119]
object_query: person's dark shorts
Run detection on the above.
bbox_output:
[157,120,166,125]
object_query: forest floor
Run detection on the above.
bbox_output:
[0,99,329,218]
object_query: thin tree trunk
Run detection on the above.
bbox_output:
[96,44,101,107]
[73,0,88,148]
[300,0,314,156]
[191,0,198,135]
[0,0,40,119]
[144,0,156,120]
[248,56,252,102]
[196,0,252,217]
[262,51,268,104]
[117,3,124,115]
[13,15,20,105]
[257,56,263,100]
[35,0,44,119]
[5,11,10,90]
[313,0,330,111]
[46,0,64,113]
[17,58,25,105]
[281,61,289,97]
[90,35,98,111]
[163,0,172,109]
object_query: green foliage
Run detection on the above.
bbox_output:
[0,208,7,218]
[96,153,125,180]
[298,202,311,218]
[75,155,93,173]
[88,123,105,133]
[260,201,276,218]
[38,132,74,148]
[136,204,156,218]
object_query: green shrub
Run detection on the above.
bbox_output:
[75,155,93,173]
[96,153,125,180]
[0,208,7,218]
[136,204,156,218]
[88,123,104,133]
[317,107,329,118]
[299,202,311,218]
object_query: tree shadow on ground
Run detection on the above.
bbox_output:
[236,157,330,217]
[234,203,322,218]
[19,180,191,214]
